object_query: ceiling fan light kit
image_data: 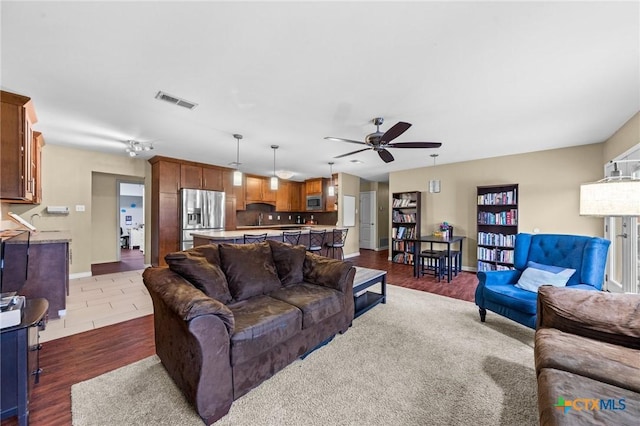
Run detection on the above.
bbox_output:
[326,116,442,164]
[125,140,154,157]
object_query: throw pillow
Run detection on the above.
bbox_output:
[165,251,232,303]
[219,241,282,300]
[185,244,221,265]
[515,261,576,293]
[267,240,306,286]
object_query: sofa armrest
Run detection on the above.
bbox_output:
[143,267,234,333]
[537,285,640,349]
[303,252,355,294]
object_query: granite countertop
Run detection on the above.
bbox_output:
[20,230,72,244]
[192,226,337,240]
[236,224,313,230]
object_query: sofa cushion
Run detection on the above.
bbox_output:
[515,261,575,293]
[185,243,221,265]
[219,242,282,301]
[267,240,306,286]
[483,282,538,315]
[228,295,302,366]
[164,251,232,304]
[535,328,640,393]
[269,283,345,329]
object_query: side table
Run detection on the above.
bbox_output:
[1,298,48,426]
[353,267,387,318]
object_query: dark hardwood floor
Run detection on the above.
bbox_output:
[90,248,145,276]
[1,249,478,426]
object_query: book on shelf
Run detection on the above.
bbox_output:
[477,190,517,206]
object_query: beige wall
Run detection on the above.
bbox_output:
[390,143,606,270]
[5,145,148,275]
[603,112,640,162]
[337,172,360,257]
[359,180,389,250]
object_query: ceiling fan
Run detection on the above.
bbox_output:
[325,117,442,163]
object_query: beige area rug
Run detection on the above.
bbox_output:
[72,284,537,426]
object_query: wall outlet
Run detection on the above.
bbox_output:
[268,215,273,220]
[289,215,292,220]
[311,215,314,219]
[75,205,85,212]
[277,215,280,220]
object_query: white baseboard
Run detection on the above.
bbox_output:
[69,271,92,280]
[344,251,360,259]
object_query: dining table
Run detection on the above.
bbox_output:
[413,235,466,282]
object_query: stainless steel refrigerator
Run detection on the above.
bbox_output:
[180,188,225,250]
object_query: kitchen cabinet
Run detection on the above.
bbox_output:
[245,176,276,204]
[305,178,323,195]
[0,91,39,203]
[150,157,181,266]
[276,181,301,212]
[180,164,224,191]
[156,160,180,193]
[225,196,237,230]
[291,182,304,211]
[223,169,245,211]
[32,132,45,204]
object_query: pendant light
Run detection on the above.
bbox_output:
[270,145,279,190]
[328,162,336,196]
[428,154,441,193]
[231,134,243,186]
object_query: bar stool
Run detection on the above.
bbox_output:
[419,249,446,282]
[282,230,301,245]
[326,228,348,260]
[243,233,267,244]
[307,229,326,255]
[446,250,462,276]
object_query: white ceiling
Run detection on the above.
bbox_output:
[2,1,638,182]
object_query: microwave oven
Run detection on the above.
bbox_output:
[306,195,323,210]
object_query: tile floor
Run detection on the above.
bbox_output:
[40,269,151,342]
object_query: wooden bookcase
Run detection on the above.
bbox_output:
[391,191,421,265]
[476,184,519,271]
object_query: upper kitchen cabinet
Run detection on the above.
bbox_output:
[222,169,245,211]
[1,90,40,203]
[180,163,225,191]
[276,181,304,212]
[245,175,276,204]
[305,178,323,195]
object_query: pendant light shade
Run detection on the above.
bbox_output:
[428,154,441,193]
[270,145,279,191]
[231,134,243,186]
[328,162,336,196]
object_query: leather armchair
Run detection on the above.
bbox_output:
[475,233,610,329]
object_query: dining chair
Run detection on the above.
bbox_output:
[243,233,267,244]
[419,249,446,282]
[326,228,348,260]
[307,229,326,255]
[282,230,301,245]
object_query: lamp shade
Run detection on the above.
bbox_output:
[580,180,640,216]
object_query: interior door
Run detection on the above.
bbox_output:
[359,191,376,250]
[604,146,640,294]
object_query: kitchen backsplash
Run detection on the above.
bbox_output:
[237,204,337,227]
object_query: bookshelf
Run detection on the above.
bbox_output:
[476,184,518,272]
[391,191,421,266]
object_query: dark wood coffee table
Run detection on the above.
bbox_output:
[353,267,387,318]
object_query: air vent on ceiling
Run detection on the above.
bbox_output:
[154,91,198,110]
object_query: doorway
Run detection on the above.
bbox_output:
[359,191,376,250]
[117,181,145,266]
[603,145,639,294]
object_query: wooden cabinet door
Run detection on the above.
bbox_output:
[157,161,180,193]
[290,182,303,211]
[202,167,223,191]
[276,181,290,211]
[306,178,322,195]
[262,178,276,202]
[181,164,202,189]
[158,192,179,267]
[32,132,44,204]
[225,196,237,230]
[245,176,263,202]
[223,170,245,210]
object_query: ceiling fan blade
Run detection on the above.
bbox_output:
[380,121,411,144]
[378,149,394,163]
[334,147,371,158]
[387,142,443,149]
[324,137,366,145]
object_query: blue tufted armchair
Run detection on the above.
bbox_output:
[475,233,610,329]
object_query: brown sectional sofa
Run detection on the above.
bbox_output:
[143,240,355,425]
[535,286,640,425]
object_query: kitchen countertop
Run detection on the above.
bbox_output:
[236,224,313,230]
[192,226,337,240]
[2,230,72,244]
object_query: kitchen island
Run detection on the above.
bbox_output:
[2,231,71,318]
[192,226,337,247]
